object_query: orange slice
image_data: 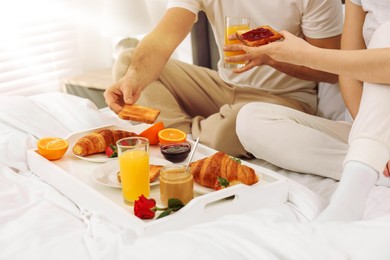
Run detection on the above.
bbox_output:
[158,128,187,144]
[37,137,68,161]
[139,121,165,145]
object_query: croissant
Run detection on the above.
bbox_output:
[73,129,138,156]
[189,152,258,188]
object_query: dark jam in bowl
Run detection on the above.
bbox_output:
[160,142,191,163]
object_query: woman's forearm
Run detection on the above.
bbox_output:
[305,47,390,84]
[339,76,363,119]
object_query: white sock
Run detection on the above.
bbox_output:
[316,161,378,222]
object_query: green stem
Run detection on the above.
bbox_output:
[153,206,168,212]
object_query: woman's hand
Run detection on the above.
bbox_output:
[384,161,390,178]
[223,30,314,73]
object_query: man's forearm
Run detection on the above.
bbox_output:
[267,58,339,83]
[126,39,171,88]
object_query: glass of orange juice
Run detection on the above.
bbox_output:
[224,16,251,69]
[117,137,150,205]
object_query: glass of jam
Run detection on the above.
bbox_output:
[160,142,191,163]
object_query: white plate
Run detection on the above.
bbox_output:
[67,124,149,163]
[91,157,171,188]
[73,152,117,163]
[193,183,214,194]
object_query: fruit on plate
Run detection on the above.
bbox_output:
[37,137,69,161]
[139,121,165,145]
[105,144,118,158]
[213,176,230,190]
[158,128,187,144]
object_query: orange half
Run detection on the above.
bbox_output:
[139,121,165,145]
[37,137,68,161]
[158,128,187,144]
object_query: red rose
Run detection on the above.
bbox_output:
[134,195,156,219]
[133,195,185,219]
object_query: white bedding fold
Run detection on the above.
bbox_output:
[129,213,390,260]
[0,93,126,171]
[1,92,390,260]
[2,164,390,260]
[0,165,89,260]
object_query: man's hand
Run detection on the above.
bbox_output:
[223,44,272,73]
[104,74,142,114]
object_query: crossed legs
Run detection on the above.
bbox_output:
[237,22,390,221]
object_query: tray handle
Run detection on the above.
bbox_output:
[145,184,268,235]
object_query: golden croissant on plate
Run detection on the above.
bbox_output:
[189,151,259,189]
[73,129,138,156]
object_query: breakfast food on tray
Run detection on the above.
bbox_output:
[189,151,259,189]
[73,129,138,157]
[139,121,165,145]
[158,128,187,144]
[117,164,163,183]
[118,104,160,124]
[37,137,69,161]
[149,165,163,182]
[236,25,283,47]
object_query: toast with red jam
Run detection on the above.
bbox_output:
[236,25,283,47]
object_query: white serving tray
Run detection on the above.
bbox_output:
[27,124,289,237]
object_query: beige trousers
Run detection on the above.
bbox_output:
[236,22,390,180]
[113,50,314,157]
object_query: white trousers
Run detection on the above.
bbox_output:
[237,22,390,180]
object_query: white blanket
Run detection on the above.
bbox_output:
[1,93,390,260]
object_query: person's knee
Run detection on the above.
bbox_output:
[368,21,390,49]
[236,102,273,138]
[236,103,253,137]
[195,104,249,157]
[237,102,298,146]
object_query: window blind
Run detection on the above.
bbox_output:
[0,0,81,96]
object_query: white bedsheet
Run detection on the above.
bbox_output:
[1,93,390,260]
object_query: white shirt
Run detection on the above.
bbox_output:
[167,0,343,109]
[350,0,390,45]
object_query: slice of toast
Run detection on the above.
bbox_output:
[236,25,283,47]
[118,104,160,124]
[117,164,163,184]
[149,164,163,182]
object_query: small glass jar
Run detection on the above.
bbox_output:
[160,142,191,163]
[159,164,194,206]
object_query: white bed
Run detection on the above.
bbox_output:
[1,92,390,260]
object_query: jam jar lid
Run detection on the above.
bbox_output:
[159,164,192,181]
